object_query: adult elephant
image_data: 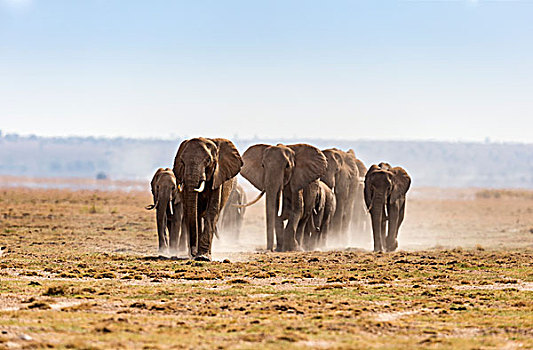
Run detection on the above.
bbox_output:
[364,163,411,252]
[240,143,327,252]
[320,148,359,243]
[173,138,243,261]
[219,181,247,241]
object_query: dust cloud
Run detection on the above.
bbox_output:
[211,187,533,259]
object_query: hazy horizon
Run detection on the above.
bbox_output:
[1,1,532,143]
[0,130,532,145]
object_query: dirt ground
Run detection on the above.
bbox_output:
[0,182,532,349]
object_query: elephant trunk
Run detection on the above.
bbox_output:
[265,188,280,251]
[370,193,386,252]
[156,192,171,252]
[184,188,199,257]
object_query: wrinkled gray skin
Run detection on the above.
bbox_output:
[364,163,411,252]
[146,168,186,254]
[305,180,336,250]
[320,148,359,243]
[173,138,243,261]
[219,182,247,240]
[240,143,327,252]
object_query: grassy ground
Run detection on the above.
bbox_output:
[0,187,532,349]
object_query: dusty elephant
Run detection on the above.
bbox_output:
[364,163,411,252]
[173,137,243,261]
[240,143,327,252]
[145,168,186,254]
[320,148,359,244]
[351,157,371,236]
[219,181,247,241]
[305,180,336,250]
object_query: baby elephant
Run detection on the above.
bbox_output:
[364,163,411,252]
[146,168,184,254]
[306,180,336,250]
[219,182,247,240]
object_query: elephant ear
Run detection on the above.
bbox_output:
[390,167,411,203]
[364,165,380,209]
[355,158,367,179]
[240,144,269,191]
[288,144,327,191]
[324,149,343,171]
[210,138,243,190]
[342,150,358,180]
[172,140,189,184]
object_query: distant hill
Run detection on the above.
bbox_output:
[0,133,531,188]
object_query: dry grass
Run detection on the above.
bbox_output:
[0,187,532,349]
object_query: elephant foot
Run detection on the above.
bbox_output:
[194,254,212,262]
[385,238,398,252]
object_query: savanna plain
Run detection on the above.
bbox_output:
[0,180,532,349]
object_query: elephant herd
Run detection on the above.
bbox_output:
[146,137,411,261]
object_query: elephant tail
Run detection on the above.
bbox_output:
[233,190,265,208]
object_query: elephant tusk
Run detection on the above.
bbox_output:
[277,191,283,217]
[169,203,174,216]
[313,208,318,215]
[194,181,205,192]
[177,183,183,192]
[234,190,264,208]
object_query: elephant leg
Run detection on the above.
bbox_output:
[388,199,405,252]
[168,203,181,254]
[386,202,400,252]
[319,218,328,248]
[156,210,168,253]
[196,188,221,260]
[370,211,382,252]
[331,202,343,238]
[178,219,188,252]
[166,215,174,254]
[275,216,285,252]
[296,214,310,251]
[235,213,242,241]
[380,207,387,251]
[283,192,303,252]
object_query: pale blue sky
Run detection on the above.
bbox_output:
[1,0,532,142]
